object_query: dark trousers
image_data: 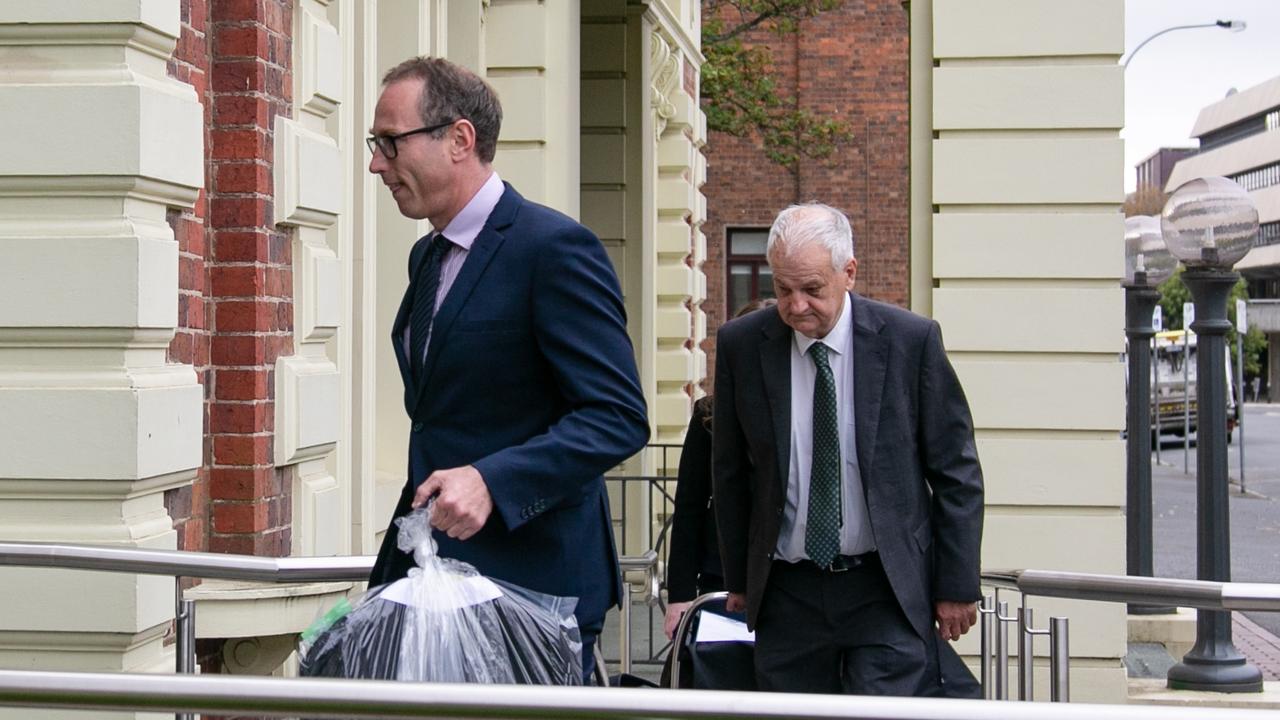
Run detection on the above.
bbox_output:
[580,617,603,684]
[754,554,939,696]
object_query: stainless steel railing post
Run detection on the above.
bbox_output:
[995,600,1012,700]
[978,595,994,699]
[614,551,657,676]
[175,578,195,674]
[1050,616,1070,702]
[175,577,195,720]
[619,590,632,675]
[1018,606,1034,701]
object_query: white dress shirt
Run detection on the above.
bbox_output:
[776,293,876,561]
[404,171,504,359]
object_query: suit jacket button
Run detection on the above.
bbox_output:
[411,422,423,433]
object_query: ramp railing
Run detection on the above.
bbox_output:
[0,668,1270,720]
[979,569,1280,702]
[0,541,659,717]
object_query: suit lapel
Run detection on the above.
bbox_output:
[392,237,428,413]
[391,286,413,383]
[851,292,887,481]
[759,313,792,493]
[410,184,521,417]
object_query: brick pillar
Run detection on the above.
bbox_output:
[207,0,295,557]
[166,0,213,554]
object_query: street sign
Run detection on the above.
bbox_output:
[1152,305,1163,332]
[1236,299,1248,333]
[1183,302,1195,330]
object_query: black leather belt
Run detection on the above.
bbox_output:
[827,551,877,572]
[787,551,878,573]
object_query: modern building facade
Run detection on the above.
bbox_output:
[1136,146,1196,192]
[0,0,1130,713]
[1166,75,1280,399]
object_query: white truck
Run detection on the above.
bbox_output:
[1148,330,1238,443]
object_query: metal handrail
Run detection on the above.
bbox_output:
[8,541,1276,702]
[0,542,374,581]
[0,668,1267,720]
[982,569,1280,612]
[0,543,659,590]
[0,541,659,683]
[978,569,1280,703]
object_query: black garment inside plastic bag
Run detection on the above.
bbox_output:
[299,508,582,685]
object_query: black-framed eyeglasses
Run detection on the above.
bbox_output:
[366,119,457,159]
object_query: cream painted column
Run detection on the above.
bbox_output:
[649,8,707,446]
[579,2,654,553]
[0,0,202,709]
[487,0,580,213]
[580,0,643,373]
[276,0,346,559]
[363,1,447,551]
[915,0,1128,702]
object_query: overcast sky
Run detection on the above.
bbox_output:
[1123,0,1280,192]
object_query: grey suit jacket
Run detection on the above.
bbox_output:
[712,292,984,637]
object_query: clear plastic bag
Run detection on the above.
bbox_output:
[299,506,582,685]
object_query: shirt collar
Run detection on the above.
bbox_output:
[438,171,503,250]
[793,291,852,358]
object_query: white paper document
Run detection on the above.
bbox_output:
[694,611,755,643]
[380,574,504,610]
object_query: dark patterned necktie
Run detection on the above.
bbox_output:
[409,233,450,381]
[805,342,841,568]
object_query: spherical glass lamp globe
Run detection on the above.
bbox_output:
[1160,176,1258,270]
[1123,215,1176,286]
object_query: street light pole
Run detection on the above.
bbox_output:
[1160,177,1263,693]
[1123,216,1176,615]
[1123,20,1246,70]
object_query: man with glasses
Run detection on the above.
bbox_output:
[365,56,649,683]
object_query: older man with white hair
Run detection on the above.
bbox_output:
[713,203,984,696]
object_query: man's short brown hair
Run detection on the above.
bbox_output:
[382,57,503,163]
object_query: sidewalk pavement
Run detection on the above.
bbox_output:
[1235,612,1280,681]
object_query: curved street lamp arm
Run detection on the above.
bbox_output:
[1123,21,1242,70]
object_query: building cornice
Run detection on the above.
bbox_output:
[629,0,705,66]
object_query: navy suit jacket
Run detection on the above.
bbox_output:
[712,293,984,638]
[369,183,649,627]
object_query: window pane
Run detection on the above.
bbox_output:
[730,230,768,256]
[757,265,775,299]
[729,263,752,315]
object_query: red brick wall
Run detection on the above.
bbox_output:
[167,0,296,559]
[700,1,910,375]
[166,0,213,554]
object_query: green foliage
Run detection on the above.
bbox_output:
[1156,268,1266,376]
[1156,269,1190,326]
[701,1,853,169]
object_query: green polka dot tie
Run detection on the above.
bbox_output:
[806,343,842,569]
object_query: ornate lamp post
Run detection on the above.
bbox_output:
[1161,177,1263,693]
[1124,216,1176,615]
